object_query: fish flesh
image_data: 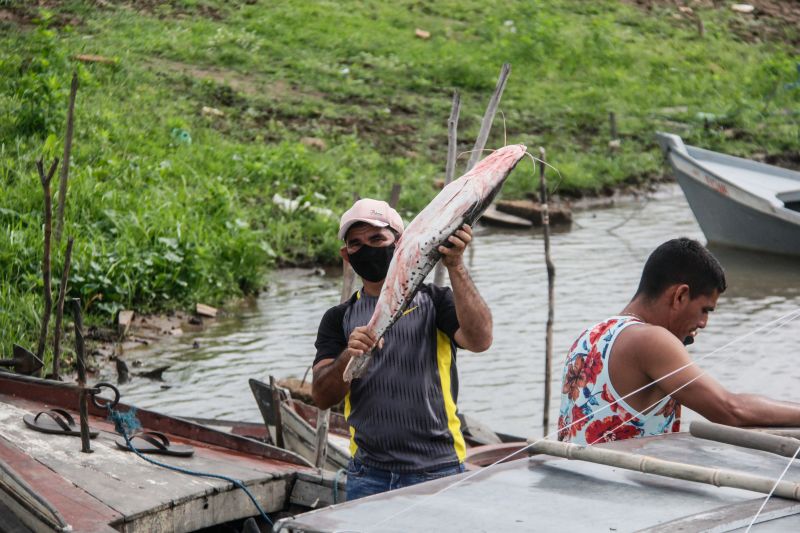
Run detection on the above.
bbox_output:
[343,144,527,381]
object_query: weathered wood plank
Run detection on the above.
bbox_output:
[0,400,292,530]
[0,436,120,532]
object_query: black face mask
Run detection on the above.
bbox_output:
[347,244,396,282]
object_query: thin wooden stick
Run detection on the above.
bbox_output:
[52,237,74,380]
[466,63,511,172]
[434,91,461,287]
[55,72,78,244]
[691,421,800,458]
[539,147,555,436]
[270,375,285,449]
[36,158,59,365]
[530,439,800,500]
[313,408,331,469]
[70,298,92,453]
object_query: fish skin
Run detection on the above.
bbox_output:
[343,144,527,382]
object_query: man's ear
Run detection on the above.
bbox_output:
[672,284,691,308]
[340,246,350,264]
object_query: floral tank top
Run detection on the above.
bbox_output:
[557,316,681,445]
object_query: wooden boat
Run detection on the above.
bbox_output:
[0,371,343,533]
[248,378,527,472]
[657,132,800,257]
[275,424,800,532]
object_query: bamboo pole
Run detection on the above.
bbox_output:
[539,147,555,436]
[434,90,461,287]
[70,298,92,453]
[36,158,59,365]
[466,63,511,172]
[530,439,800,500]
[690,421,800,459]
[52,237,74,380]
[55,72,78,244]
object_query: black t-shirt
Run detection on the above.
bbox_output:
[313,283,465,472]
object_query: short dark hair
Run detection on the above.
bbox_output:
[635,238,727,299]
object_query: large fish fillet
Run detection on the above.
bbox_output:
[343,144,527,382]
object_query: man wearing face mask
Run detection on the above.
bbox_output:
[312,198,493,500]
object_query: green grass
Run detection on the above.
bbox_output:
[1,0,799,361]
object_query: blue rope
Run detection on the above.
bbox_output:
[333,468,347,504]
[107,407,273,527]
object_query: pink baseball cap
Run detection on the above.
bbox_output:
[338,198,404,240]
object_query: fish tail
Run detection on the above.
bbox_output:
[343,353,372,382]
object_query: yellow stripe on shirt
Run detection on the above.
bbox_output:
[344,390,358,456]
[436,329,466,462]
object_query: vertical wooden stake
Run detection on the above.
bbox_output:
[270,375,285,449]
[55,71,78,244]
[434,91,461,287]
[70,298,92,453]
[313,408,331,469]
[36,158,59,367]
[539,147,555,437]
[52,237,74,380]
[466,64,511,171]
[609,111,618,141]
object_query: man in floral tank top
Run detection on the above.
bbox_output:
[559,238,800,445]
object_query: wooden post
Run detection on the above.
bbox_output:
[313,408,330,469]
[52,237,74,380]
[434,91,461,287]
[466,64,511,172]
[539,147,555,436]
[270,375,285,448]
[70,298,92,453]
[55,72,78,244]
[609,111,618,140]
[36,158,59,366]
[530,439,800,500]
[389,183,402,209]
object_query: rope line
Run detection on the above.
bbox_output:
[106,407,273,527]
[745,443,800,532]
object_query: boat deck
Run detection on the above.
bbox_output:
[0,374,318,533]
[276,432,800,532]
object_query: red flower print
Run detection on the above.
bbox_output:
[562,357,587,401]
[584,415,642,444]
[655,397,679,419]
[557,414,569,441]
[571,404,589,435]
[601,384,619,413]
[583,346,603,384]
[588,319,618,346]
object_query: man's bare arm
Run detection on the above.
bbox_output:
[440,225,493,353]
[312,325,379,409]
[641,328,800,427]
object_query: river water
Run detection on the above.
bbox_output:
[106,185,800,438]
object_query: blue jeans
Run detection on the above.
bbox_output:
[345,458,465,501]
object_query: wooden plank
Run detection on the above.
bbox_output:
[0,400,295,529]
[0,436,120,532]
[195,303,217,318]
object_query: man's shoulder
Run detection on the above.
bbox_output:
[614,322,684,361]
[319,292,358,325]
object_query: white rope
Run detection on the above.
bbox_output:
[744,443,800,533]
[365,308,800,530]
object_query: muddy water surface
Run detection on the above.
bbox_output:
[106,185,800,438]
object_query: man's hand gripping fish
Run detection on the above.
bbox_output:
[343,144,527,382]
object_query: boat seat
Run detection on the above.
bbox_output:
[777,190,800,212]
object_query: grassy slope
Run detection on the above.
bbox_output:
[1,0,798,360]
